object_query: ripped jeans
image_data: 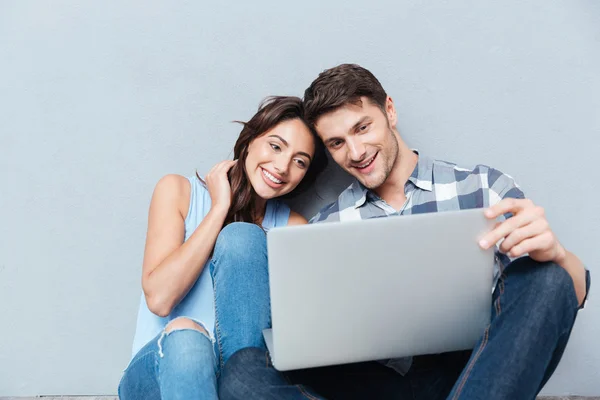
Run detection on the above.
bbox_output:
[118,223,272,400]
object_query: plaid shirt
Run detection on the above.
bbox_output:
[309,152,525,374]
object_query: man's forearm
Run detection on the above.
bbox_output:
[556,248,587,307]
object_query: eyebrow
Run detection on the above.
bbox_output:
[351,116,370,133]
[268,135,312,161]
[324,116,371,146]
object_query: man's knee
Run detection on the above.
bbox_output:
[507,257,578,313]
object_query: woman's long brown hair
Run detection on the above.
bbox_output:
[199,96,327,227]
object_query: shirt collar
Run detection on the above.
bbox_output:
[407,151,434,192]
[342,150,434,209]
[340,180,369,209]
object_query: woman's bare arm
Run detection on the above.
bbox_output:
[141,174,227,317]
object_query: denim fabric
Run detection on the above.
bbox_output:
[219,257,580,400]
[130,176,289,359]
[118,328,218,400]
[119,222,271,399]
[211,222,272,371]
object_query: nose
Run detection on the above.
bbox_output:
[347,137,367,162]
[273,154,290,176]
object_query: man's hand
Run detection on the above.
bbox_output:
[480,198,587,307]
[479,198,566,264]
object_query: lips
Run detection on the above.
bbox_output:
[261,167,285,188]
[352,152,377,170]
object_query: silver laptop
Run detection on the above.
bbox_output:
[263,208,496,371]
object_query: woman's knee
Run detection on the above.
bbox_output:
[212,222,267,267]
[216,222,266,250]
[160,318,213,361]
[158,320,218,393]
[165,317,209,336]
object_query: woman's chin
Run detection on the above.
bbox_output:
[254,185,293,200]
[251,184,275,200]
[255,190,281,200]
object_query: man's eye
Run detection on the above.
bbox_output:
[359,124,368,132]
[330,140,343,149]
[270,143,281,151]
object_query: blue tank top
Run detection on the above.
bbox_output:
[130,175,291,358]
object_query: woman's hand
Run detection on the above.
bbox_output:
[205,160,237,215]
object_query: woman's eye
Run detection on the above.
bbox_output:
[294,159,307,168]
[330,140,343,149]
[270,143,281,151]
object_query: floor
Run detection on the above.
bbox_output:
[5,396,599,399]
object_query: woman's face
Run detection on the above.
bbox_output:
[245,118,316,200]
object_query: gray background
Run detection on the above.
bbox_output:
[0,0,598,396]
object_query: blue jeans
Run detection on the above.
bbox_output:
[219,257,580,400]
[119,222,271,400]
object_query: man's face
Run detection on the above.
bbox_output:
[314,97,400,190]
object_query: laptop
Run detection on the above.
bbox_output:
[263,208,496,371]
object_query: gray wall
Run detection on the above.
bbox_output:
[1,0,598,396]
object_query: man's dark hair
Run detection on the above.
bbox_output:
[303,63,387,127]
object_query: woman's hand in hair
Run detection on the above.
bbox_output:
[205,160,237,215]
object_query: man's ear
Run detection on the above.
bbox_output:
[385,96,398,128]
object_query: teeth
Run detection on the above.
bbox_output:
[357,155,375,168]
[262,169,283,184]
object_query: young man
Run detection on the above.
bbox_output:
[219,64,591,400]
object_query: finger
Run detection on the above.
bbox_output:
[484,198,532,219]
[499,219,549,254]
[204,167,215,182]
[217,159,235,167]
[506,231,554,258]
[215,160,237,177]
[479,211,537,249]
[208,160,234,179]
[214,159,236,171]
[207,161,227,176]
[222,159,237,172]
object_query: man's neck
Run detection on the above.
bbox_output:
[374,144,418,211]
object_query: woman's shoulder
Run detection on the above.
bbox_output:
[154,174,191,196]
[287,210,308,226]
[152,174,192,218]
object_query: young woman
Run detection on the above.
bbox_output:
[118,96,327,399]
